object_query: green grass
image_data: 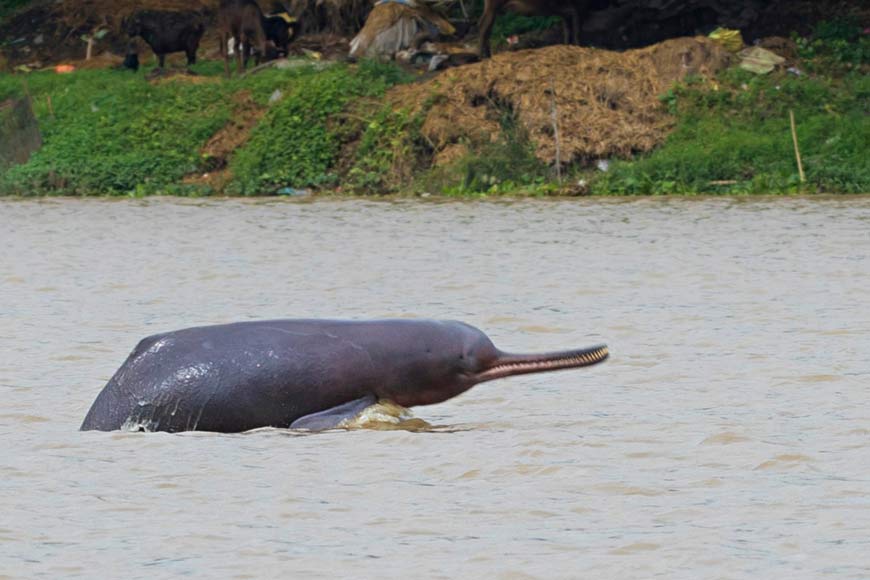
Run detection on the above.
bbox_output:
[0,59,411,195]
[420,113,552,197]
[592,20,870,195]
[340,104,428,194]
[490,12,562,42]
[0,68,232,195]
[228,60,412,195]
[463,0,561,43]
[794,18,870,74]
[592,69,870,195]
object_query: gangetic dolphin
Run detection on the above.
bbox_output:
[80,319,609,433]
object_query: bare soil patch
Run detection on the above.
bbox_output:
[184,90,265,190]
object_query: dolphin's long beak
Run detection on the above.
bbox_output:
[474,344,609,383]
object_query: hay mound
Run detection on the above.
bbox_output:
[200,90,264,165]
[388,36,732,166]
[184,90,265,190]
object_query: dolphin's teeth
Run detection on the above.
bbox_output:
[483,345,608,378]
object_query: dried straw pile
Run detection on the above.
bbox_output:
[389,37,732,166]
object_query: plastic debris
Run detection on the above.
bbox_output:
[708,28,744,52]
[739,46,785,74]
[276,187,311,196]
[349,0,454,60]
[428,53,449,72]
[566,179,590,196]
[54,64,75,73]
[80,29,108,42]
[268,89,283,104]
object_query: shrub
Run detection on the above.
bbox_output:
[0,60,411,195]
[419,109,551,196]
[593,70,870,195]
[228,60,412,194]
[0,69,230,195]
[794,18,870,73]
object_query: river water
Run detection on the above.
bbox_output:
[2,197,870,579]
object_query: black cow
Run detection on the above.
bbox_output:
[263,13,301,57]
[244,14,302,65]
[124,10,206,69]
[121,41,140,71]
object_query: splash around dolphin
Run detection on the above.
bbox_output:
[80,319,609,433]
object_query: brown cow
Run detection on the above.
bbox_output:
[218,0,268,76]
[478,0,591,58]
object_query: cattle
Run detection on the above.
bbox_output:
[218,0,269,76]
[478,0,591,58]
[122,51,140,71]
[124,10,206,69]
[243,13,302,66]
[121,42,140,71]
[262,13,301,57]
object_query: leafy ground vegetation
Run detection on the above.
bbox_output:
[594,68,869,195]
[591,19,869,195]
[0,60,410,195]
[1,63,231,195]
[228,60,411,194]
[0,19,867,196]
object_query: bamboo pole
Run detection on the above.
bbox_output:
[550,79,562,184]
[789,109,805,183]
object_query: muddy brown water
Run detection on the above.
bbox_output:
[2,197,870,579]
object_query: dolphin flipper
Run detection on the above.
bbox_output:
[289,394,377,431]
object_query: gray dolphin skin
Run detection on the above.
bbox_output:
[80,319,609,433]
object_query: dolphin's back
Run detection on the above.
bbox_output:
[80,320,396,432]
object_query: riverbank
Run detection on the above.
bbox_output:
[1,27,867,196]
